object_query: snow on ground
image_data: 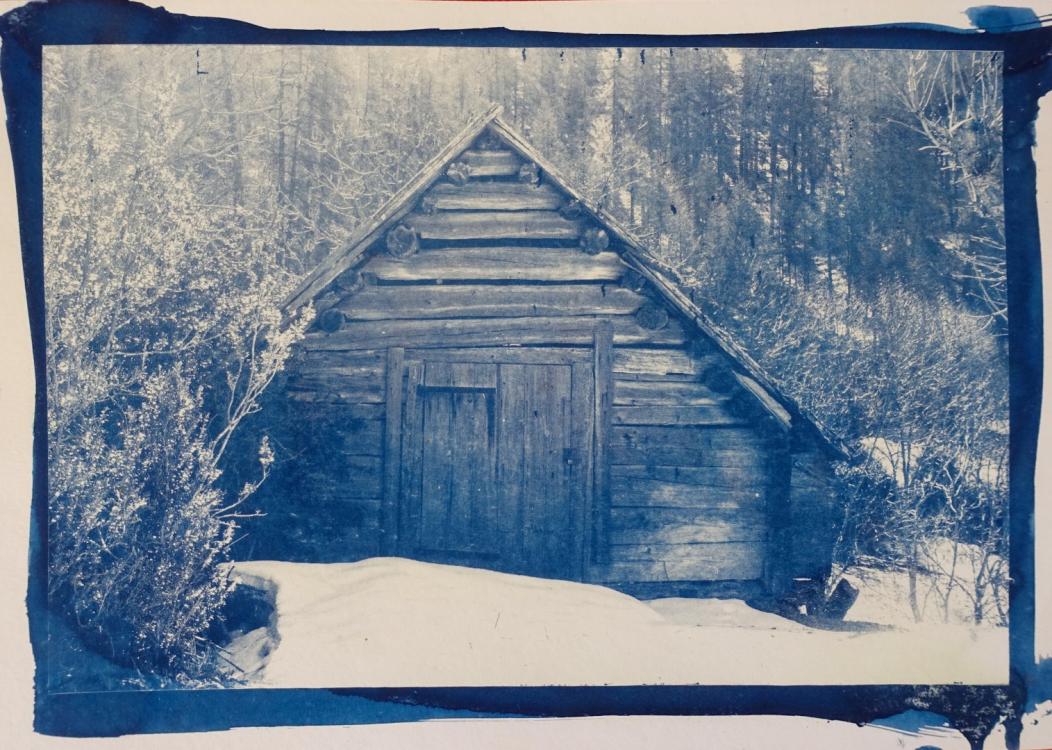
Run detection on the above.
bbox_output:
[844,543,1007,629]
[226,557,1006,688]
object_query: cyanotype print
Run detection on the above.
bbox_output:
[42,44,1008,696]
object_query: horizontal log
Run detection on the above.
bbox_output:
[364,248,624,283]
[293,349,386,372]
[612,424,765,452]
[610,475,764,508]
[288,362,386,384]
[286,384,384,405]
[339,418,384,456]
[611,463,763,488]
[405,211,584,241]
[404,347,591,365]
[609,541,766,564]
[612,348,707,378]
[460,149,522,177]
[612,404,743,427]
[299,316,687,351]
[613,379,724,406]
[609,507,767,544]
[595,543,765,581]
[610,446,767,470]
[609,431,767,469]
[428,182,564,211]
[308,471,382,500]
[286,369,383,393]
[342,454,383,478]
[300,402,384,422]
[338,284,645,321]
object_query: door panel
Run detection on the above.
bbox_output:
[417,386,498,556]
[394,350,594,579]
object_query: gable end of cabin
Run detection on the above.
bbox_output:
[246,117,843,606]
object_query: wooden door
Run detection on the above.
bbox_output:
[386,349,594,580]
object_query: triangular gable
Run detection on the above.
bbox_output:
[283,105,849,459]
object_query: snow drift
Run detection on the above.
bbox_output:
[225,557,1007,687]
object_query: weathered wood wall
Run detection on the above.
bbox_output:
[245,133,838,593]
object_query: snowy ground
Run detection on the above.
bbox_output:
[225,557,1007,687]
[842,538,1007,629]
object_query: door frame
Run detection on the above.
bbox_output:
[379,336,612,581]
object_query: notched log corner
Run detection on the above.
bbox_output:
[518,161,541,185]
[446,161,471,186]
[634,300,670,331]
[318,307,345,333]
[580,226,610,255]
[385,223,420,259]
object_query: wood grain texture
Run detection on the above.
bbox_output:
[597,541,765,581]
[405,347,591,365]
[763,437,793,595]
[788,449,838,580]
[460,148,522,177]
[609,507,766,544]
[299,316,688,351]
[611,463,763,489]
[612,347,707,378]
[429,181,564,210]
[593,320,614,565]
[609,439,767,470]
[338,284,645,320]
[363,248,624,283]
[611,424,765,450]
[405,211,584,241]
[381,347,405,554]
[612,404,743,427]
[571,359,596,576]
[286,384,384,404]
[610,475,764,509]
[338,419,384,456]
[613,378,725,406]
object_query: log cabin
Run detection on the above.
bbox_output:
[252,105,847,605]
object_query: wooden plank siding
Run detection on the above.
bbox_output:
[787,448,839,581]
[299,316,689,351]
[337,284,645,321]
[406,211,586,242]
[429,182,564,211]
[458,148,522,177]
[363,248,624,283]
[264,123,826,592]
[594,344,776,584]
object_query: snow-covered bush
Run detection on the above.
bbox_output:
[43,48,312,681]
[49,369,234,678]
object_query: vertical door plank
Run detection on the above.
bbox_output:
[497,364,527,571]
[593,321,614,566]
[399,361,425,551]
[419,389,454,548]
[449,389,496,552]
[570,360,596,578]
[549,365,574,576]
[520,365,543,574]
[381,347,405,554]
